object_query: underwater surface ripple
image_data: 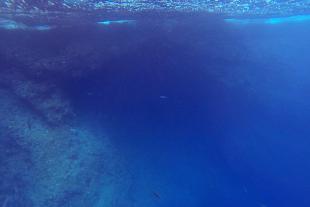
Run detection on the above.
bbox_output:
[1,0,310,17]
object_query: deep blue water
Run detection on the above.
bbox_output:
[1,10,310,207]
[66,17,310,206]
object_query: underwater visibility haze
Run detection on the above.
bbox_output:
[1,0,310,207]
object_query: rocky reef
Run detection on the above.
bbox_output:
[0,26,132,207]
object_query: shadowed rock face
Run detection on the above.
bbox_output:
[0,27,124,124]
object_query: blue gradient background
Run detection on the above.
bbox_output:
[1,12,310,206]
[63,17,310,206]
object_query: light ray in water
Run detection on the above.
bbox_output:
[0,18,27,30]
[32,25,52,31]
[225,15,310,25]
[97,20,136,26]
[0,18,52,31]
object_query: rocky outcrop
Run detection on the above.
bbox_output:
[0,30,130,206]
[0,79,108,206]
[0,70,127,206]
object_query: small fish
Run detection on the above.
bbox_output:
[27,119,32,130]
[243,185,248,193]
[152,191,161,199]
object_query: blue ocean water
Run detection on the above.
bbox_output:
[1,1,310,207]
